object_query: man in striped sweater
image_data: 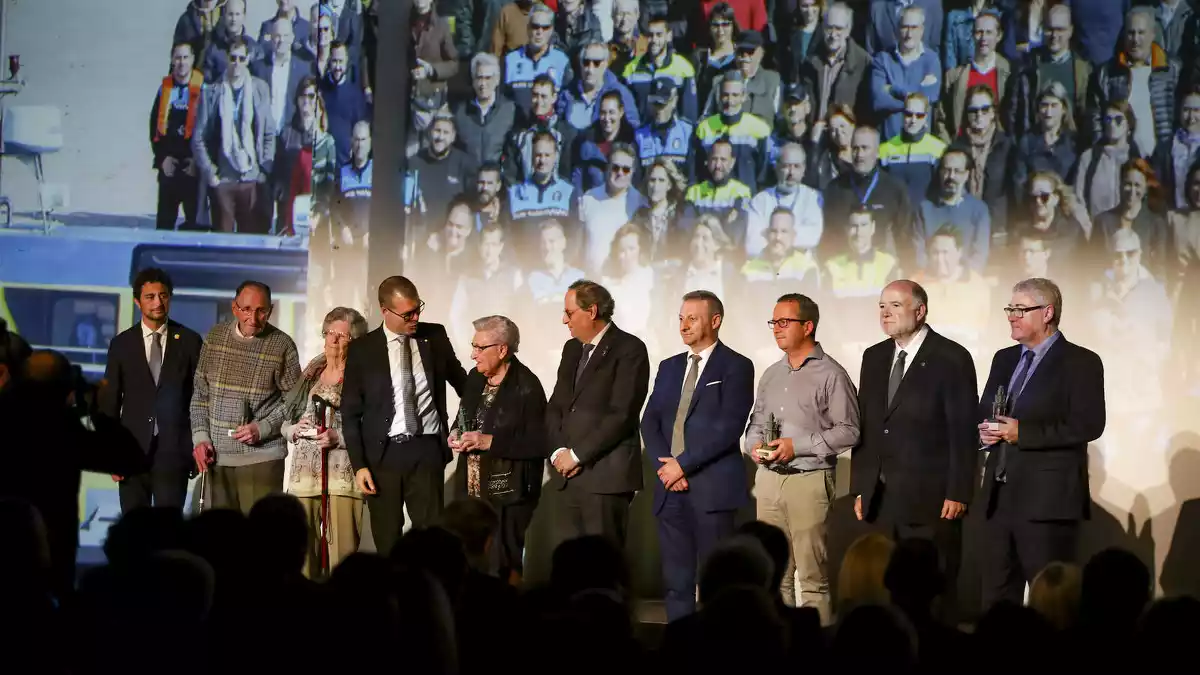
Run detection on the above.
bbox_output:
[191,280,301,512]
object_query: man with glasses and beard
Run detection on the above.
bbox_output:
[193,36,274,234]
[343,276,468,556]
[320,40,371,164]
[917,148,991,273]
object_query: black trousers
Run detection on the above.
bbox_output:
[367,436,446,558]
[980,480,1080,610]
[155,172,200,231]
[868,481,963,616]
[117,436,191,513]
[494,501,538,577]
[553,481,634,550]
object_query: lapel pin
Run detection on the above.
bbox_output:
[920,361,925,367]
[174,333,180,340]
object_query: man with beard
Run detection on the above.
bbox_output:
[334,120,373,244]
[825,207,900,298]
[151,41,204,231]
[695,73,771,193]
[913,226,992,346]
[683,138,753,248]
[746,143,823,260]
[879,92,947,206]
[851,279,978,619]
[410,113,480,222]
[472,162,505,232]
[741,208,822,294]
[100,268,204,514]
[320,40,371,164]
[622,13,698,124]
[633,79,694,182]
[503,3,574,120]
[503,75,577,182]
[917,149,991,273]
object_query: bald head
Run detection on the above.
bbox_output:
[851,126,881,175]
[878,280,928,343]
[23,350,74,404]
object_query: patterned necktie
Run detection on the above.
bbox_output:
[574,343,595,388]
[995,351,1035,483]
[149,332,163,385]
[396,335,419,435]
[887,349,907,407]
[671,354,702,457]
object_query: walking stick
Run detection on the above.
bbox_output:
[313,395,333,575]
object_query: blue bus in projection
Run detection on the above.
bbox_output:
[0,224,309,545]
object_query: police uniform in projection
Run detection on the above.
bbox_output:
[622,47,699,124]
[335,157,373,241]
[634,117,695,181]
[503,46,573,119]
[508,177,576,261]
[694,111,772,193]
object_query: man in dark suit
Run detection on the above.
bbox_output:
[977,277,1105,609]
[851,280,978,607]
[99,267,203,513]
[343,276,467,557]
[642,290,754,621]
[546,279,650,548]
[250,15,312,137]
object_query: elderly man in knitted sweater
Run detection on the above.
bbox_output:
[191,280,301,513]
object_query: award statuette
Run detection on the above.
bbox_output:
[758,413,782,459]
[988,386,1008,431]
[456,405,476,436]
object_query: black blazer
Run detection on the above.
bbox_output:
[545,323,650,495]
[98,319,203,471]
[451,356,548,505]
[850,328,980,524]
[343,322,468,471]
[977,334,1105,521]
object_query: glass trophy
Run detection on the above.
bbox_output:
[988,386,1008,431]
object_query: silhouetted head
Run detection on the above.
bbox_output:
[737,520,790,592]
[391,526,470,603]
[698,535,774,604]
[832,604,917,673]
[551,535,630,600]
[439,498,499,571]
[104,506,186,568]
[248,493,309,578]
[884,538,945,616]
[1080,547,1152,634]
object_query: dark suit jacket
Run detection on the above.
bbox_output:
[977,334,1105,521]
[343,322,468,471]
[545,324,650,494]
[641,342,755,514]
[98,319,203,471]
[851,328,979,524]
[249,53,312,133]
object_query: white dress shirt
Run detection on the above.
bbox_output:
[142,321,168,365]
[552,322,613,464]
[270,56,291,133]
[382,324,439,437]
[891,323,929,378]
[681,340,719,396]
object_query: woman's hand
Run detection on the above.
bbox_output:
[291,418,315,442]
[448,429,463,451]
[316,427,340,450]
[458,431,492,452]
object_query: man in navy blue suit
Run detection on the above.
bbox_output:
[642,290,755,621]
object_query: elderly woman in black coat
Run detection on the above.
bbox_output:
[449,315,547,584]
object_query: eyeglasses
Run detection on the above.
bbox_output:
[583,58,606,68]
[903,110,927,119]
[1003,305,1046,318]
[322,329,352,342]
[385,300,425,323]
[610,164,633,175]
[471,342,501,353]
[230,54,249,63]
[966,105,993,115]
[767,317,809,329]
[1104,114,1127,125]
[235,303,270,318]
[1031,191,1054,204]
[531,23,553,31]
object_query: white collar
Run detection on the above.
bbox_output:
[381,323,413,342]
[894,323,929,357]
[142,321,168,339]
[688,340,719,362]
[587,321,613,347]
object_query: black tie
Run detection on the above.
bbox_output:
[574,343,595,388]
[995,351,1035,483]
[887,350,907,407]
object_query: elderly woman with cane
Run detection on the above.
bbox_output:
[450,315,548,585]
[282,306,369,577]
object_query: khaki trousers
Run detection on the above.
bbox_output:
[208,460,285,515]
[754,467,835,624]
[298,495,363,578]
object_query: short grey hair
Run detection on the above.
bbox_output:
[529,2,554,23]
[613,0,639,16]
[1012,278,1063,326]
[323,307,369,339]
[1126,5,1156,30]
[471,52,500,77]
[472,315,520,354]
[900,4,926,24]
[779,142,807,165]
[826,1,854,25]
[581,40,609,60]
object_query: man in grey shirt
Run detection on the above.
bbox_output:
[746,292,860,625]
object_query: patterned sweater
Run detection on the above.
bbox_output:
[190,321,302,466]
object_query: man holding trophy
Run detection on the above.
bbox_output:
[976,278,1105,610]
[745,293,860,624]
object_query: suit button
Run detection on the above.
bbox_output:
[570,407,576,413]
[883,429,889,435]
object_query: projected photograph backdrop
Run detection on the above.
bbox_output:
[383,0,1200,613]
[0,0,376,549]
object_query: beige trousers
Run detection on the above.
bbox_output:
[298,495,363,578]
[754,467,835,625]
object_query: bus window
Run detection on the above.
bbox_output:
[129,245,309,296]
[2,287,119,378]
